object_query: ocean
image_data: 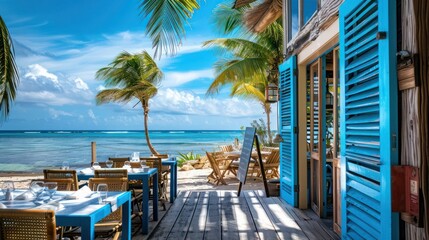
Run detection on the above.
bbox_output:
[0,130,243,172]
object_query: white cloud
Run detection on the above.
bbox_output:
[150,88,263,117]
[88,109,97,124]
[17,64,93,106]
[48,108,73,119]
[162,69,213,88]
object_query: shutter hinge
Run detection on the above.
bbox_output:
[392,133,397,151]
[376,31,387,40]
[294,185,299,192]
[294,126,298,134]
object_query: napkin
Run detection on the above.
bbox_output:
[14,191,35,201]
[105,196,118,212]
[35,200,64,211]
[80,168,93,174]
[0,203,6,209]
[64,186,92,199]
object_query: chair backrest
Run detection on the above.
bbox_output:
[32,178,74,191]
[206,152,222,177]
[140,157,163,185]
[43,169,78,191]
[88,177,128,222]
[108,157,130,168]
[94,169,128,178]
[265,149,280,165]
[219,145,234,152]
[0,209,56,240]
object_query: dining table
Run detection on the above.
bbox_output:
[0,190,132,240]
[77,168,158,234]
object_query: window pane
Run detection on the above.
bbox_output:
[291,0,299,38]
[304,0,318,24]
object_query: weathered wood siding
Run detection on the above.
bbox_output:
[285,0,343,57]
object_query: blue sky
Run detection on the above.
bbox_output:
[0,0,276,130]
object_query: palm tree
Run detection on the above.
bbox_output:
[96,51,162,155]
[0,16,19,121]
[204,3,283,145]
[139,0,200,58]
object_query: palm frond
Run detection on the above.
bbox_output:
[213,3,251,36]
[140,0,199,58]
[203,38,271,59]
[0,16,19,121]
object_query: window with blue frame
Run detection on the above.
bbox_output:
[287,0,319,41]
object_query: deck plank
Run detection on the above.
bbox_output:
[149,191,189,239]
[243,191,279,240]
[220,191,240,240]
[234,191,260,240]
[255,190,308,240]
[185,192,209,240]
[167,192,200,240]
[204,191,222,240]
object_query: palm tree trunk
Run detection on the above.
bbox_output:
[142,100,159,155]
[264,103,273,146]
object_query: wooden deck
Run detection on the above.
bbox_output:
[140,190,339,240]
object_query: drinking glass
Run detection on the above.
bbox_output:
[61,161,70,170]
[92,162,100,170]
[106,160,113,168]
[140,159,146,168]
[43,182,58,200]
[29,181,45,199]
[96,184,108,204]
[123,161,131,169]
[1,181,15,200]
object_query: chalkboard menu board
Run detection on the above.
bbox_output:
[237,127,256,184]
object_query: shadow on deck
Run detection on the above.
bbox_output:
[134,190,339,240]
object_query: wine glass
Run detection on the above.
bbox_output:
[61,161,70,170]
[140,159,147,168]
[43,182,58,201]
[123,161,131,169]
[106,160,113,168]
[92,162,100,170]
[1,181,15,200]
[96,184,108,204]
[29,181,45,199]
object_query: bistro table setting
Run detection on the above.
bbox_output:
[0,180,131,240]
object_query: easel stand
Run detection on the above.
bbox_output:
[237,127,270,197]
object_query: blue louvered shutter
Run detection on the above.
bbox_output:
[279,55,298,207]
[339,0,399,239]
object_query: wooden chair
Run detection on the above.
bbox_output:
[0,209,56,240]
[219,145,234,152]
[206,152,233,185]
[254,149,280,179]
[138,157,168,209]
[43,169,78,191]
[32,179,74,191]
[108,157,130,168]
[88,177,128,240]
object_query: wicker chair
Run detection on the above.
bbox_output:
[32,178,75,191]
[138,157,168,209]
[88,177,128,240]
[43,169,79,191]
[94,169,128,178]
[0,209,57,240]
[219,145,234,152]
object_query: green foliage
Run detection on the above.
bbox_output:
[177,151,201,167]
[139,0,199,58]
[0,16,19,121]
[251,119,278,147]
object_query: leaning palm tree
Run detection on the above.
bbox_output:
[96,51,162,155]
[204,3,283,145]
[0,16,19,121]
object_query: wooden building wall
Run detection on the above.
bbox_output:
[402,0,428,239]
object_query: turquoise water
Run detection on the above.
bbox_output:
[0,130,243,172]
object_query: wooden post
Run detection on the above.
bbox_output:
[91,142,96,166]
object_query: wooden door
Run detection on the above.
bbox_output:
[309,59,326,217]
[339,0,399,238]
